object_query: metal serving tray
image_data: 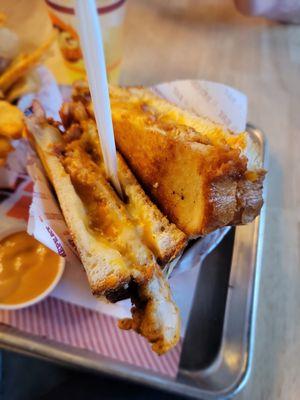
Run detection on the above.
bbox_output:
[0,126,266,399]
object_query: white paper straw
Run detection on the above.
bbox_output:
[74,0,123,197]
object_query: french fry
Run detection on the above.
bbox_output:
[0,32,56,94]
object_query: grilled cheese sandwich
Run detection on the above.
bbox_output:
[25,80,265,354]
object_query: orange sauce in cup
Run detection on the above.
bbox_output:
[0,232,61,305]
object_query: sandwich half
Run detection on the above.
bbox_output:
[106,85,266,237]
[25,101,186,354]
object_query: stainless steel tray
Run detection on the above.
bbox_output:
[0,125,267,399]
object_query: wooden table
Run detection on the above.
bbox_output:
[121,1,300,399]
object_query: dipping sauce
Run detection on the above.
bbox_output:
[0,231,61,305]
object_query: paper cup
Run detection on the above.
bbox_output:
[45,0,127,83]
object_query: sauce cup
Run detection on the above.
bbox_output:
[0,226,65,310]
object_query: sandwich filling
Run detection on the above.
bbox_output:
[58,100,186,267]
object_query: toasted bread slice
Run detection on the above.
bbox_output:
[25,101,182,354]
[59,99,186,265]
[108,85,265,237]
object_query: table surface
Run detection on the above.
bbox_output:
[121,1,300,399]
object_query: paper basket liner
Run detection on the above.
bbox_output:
[0,297,181,377]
